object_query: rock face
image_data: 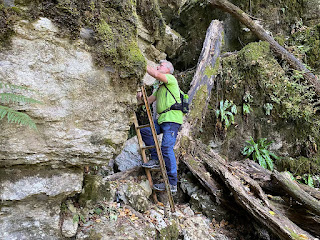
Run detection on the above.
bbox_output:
[201,41,320,175]
[0,18,134,167]
[0,166,83,239]
[0,16,138,239]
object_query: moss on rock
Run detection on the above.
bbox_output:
[3,0,146,86]
[201,40,320,170]
[79,175,116,208]
[276,156,320,176]
[136,0,165,41]
[234,0,303,35]
[159,220,179,240]
[0,3,18,49]
[289,24,320,73]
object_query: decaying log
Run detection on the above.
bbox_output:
[230,160,320,236]
[176,19,318,239]
[272,171,320,216]
[232,160,320,201]
[271,199,320,237]
[192,142,315,240]
[209,0,320,95]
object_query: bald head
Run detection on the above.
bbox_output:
[159,60,174,74]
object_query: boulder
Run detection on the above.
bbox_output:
[118,180,152,212]
[114,136,143,172]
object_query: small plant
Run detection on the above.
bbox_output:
[243,92,253,103]
[286,171,316,188]
[0,81,42,130]
[241,137,279,170]
[243,103,252,115]
[296,174,314,187]
[215,99,237,129]
[243,92,253,115]
[263,103,273,116]
[73,213,86,224]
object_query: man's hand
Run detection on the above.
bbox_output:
[136,91,143,105]
[147,65,168,83]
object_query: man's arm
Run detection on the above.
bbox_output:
[137,92,156,105]
[147,95,156,104]
[147,66,168,84]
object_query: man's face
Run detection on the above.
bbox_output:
[157,63,169,73]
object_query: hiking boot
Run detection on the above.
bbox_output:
[153,183,177,193]
[141,159,160,169]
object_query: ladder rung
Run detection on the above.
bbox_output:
[141,145,155,150]
[136,124,150,129]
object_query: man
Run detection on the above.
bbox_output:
[137,60,183,192]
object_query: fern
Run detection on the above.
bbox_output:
[0,81,35,92]
[0,93,42,104]
[241,137,279,171]
[0,105,37,130]
[0,81,41,130]
[215,100,237,129]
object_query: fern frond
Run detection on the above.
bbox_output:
[0,105,37,130]
[0,93,42,104]
[0,81,34,92]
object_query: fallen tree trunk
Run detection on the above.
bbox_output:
[231,160,320,236]
[272,171,320,216]
[176,20,318,239]
[208,0,320,94]
[231,160,320,201]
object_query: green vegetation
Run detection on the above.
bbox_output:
[263,103,273,116]
[242,92,252,115]
[215,100,237,129]
[0,81,42,130]
[220,41,320,141]
[242,137,279,170]
[204,58,220,78]
[289,24,320,72]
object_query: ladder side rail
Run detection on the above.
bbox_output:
[133,114,158,204]
[141,85,175,212]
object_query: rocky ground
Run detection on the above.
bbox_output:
[72,175,237,240]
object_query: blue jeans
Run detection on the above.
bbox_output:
[140,121,181,186]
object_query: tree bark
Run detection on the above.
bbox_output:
[272,171,320,216]
[231,160,320,236]
[209,0,320,94]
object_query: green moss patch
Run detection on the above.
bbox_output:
[159,220,179,240]
[276,156,320,175]
[0,4,19,49]
[289,24,320,73]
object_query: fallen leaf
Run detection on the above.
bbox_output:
[119,210,126,217]
[269,211,275,216]
[298,234,308,239]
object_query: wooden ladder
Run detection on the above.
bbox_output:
[133,85,175,213]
